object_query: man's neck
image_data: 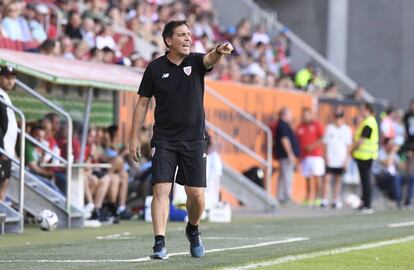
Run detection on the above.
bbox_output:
[166,51,186,66]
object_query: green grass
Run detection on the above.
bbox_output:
[0,209,413,270]
[262,238,414,270]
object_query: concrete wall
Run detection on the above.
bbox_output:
[347,0,405,106]
[347,0,414,107]
[211,0,253,30]
[256,0,329,56]
[400,1,414,108]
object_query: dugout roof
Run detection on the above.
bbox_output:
[0,49,142,92]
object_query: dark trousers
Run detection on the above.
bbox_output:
[356,159,373,208]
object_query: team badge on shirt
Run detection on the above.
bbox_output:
[183,66,192,76]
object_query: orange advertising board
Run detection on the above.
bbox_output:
[204,80,314,201]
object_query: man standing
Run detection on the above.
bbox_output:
[296,107,325,206]
[352,103,379,213]
[129,20,232,259]
[322,108,352,209]
[0,66,18,201]
[274,107,300,205]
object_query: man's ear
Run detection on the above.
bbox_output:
[165,37,172,48]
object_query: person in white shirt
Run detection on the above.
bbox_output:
[205,133,223,211]
[0,66,18,201]
[322,109,352,208]
[251,24,270,45]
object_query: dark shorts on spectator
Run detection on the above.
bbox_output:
[0,157,11,182]
[326,167,345,176]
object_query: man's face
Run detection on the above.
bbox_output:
[284,110,292,123]
[361,106,369,117]
[0,75,16,91]
[34,129,45,141]
[71,13,82,28]
[302,109,313,123]
[385,140,395,152]
[103,52,114,63]
[166,24,192,56]
[51,116,61,132]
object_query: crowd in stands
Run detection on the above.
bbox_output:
[0,0,370,99]
[22,113,156,223]
[272,99,414,210]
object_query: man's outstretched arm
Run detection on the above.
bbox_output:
[203,42,233,70]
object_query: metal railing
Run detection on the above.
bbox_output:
[241,0,278,31]
[206,121,274,207]
[0,100,25,233]
[16,80,73,228]
[205,86,273,199]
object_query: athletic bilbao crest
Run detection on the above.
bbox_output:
[183,66,192,76]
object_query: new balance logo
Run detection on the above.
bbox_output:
[162,73,169,79]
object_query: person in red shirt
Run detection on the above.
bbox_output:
[296,107,325,206]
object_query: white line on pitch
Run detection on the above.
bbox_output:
[388,221,414,228]
[224,235,414,270]
[0,237,308,264]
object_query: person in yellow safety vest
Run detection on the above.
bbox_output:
[295,63,315,90]
[352,103,379,214]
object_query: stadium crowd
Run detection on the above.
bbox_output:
[22,114,140,223]
[0,0,371,99]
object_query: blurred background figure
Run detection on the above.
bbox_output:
[372,138,405,208]
[352,103,379,214]
[274,107,299,205]
[296,107,325,206]
[205,133,223,212]
[322,108,352,209]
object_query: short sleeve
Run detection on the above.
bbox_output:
[0,95,8,134]
[345,126,353,145]
[323,125,331,144]
[138,65,154,98]
[316,121,325,138]
[25,143,36,164]
[361,126,372,139]
[192,53,212,74]
[277,122,289,138]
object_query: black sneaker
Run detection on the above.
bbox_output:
[91,209,110,222]
[185,229,205,258]
[150,241,168,260]
[119,209,133,220]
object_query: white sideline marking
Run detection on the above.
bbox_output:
[224,235,414,270]
[388,221,414,228]
[0,237,308,264]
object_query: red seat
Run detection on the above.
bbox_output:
[15,41,24,51]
